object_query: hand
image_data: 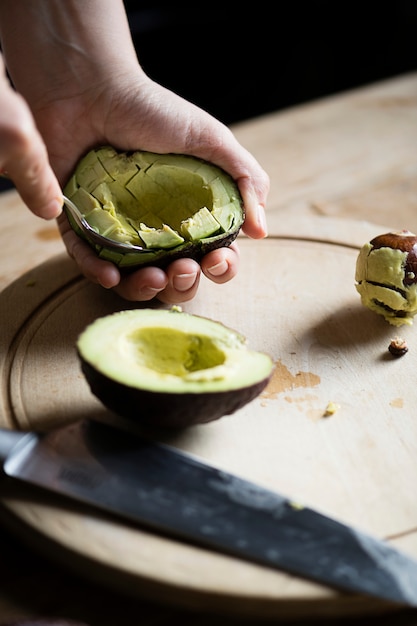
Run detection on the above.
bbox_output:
[38,74,268,303]
[0,0,269,304]
[0,54,62,220]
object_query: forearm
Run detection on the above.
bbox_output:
[0,0,140,108]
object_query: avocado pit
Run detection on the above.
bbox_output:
[355,229,417,326]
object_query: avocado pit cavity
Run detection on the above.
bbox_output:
[128,327,226,380]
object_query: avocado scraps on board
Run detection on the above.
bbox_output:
[355,230,417,326]
[63,146,244,269]
[77,308,274,430]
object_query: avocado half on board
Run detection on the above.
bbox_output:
[77,308,275,430]
[63,146,244,268]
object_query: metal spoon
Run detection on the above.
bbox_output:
[63,194,144,252]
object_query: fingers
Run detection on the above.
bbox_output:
[213,142,269,241]
[113,259,200,304]
[190,126,270,241]
[4,131,63,220]
[181,106,270,240]
[60,207,240,303]
[112,266,170,301]
[0,57,62,219]
[208,137,269,241]
[113,248,239,304]
[237,175,269,240]
[201,243,240,283]
[59,215,121,289]
[116,246,240,303]
[59,212,196,301]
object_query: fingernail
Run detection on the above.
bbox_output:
[173,272,198,292]
[257,204,268,236]
[140,286,164,299]
[206,260,228,277]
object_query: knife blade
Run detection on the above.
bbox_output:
[0,419,416,606]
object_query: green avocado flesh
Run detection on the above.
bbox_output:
[64,147,244,268]
[355,242,417,326]
[77,308,274,429]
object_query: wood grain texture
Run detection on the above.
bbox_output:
[1,73,417,623]
[233,72,417,232]
[0,221,416,619]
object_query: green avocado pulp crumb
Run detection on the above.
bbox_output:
[63,147,244,263]
[128,328,226,376]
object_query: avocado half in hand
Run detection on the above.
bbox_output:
[63,146,244,269]
[77,308,274,430]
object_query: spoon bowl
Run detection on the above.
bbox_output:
[62,195,144,252]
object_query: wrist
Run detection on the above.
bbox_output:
[0,0,140,108]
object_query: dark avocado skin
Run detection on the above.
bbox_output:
[79,357,271,430]
[101,230,240,272]
[65,207,241,272]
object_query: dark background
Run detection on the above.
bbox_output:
[2,2,417,194]
[124,1,417,125]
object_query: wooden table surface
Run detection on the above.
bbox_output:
[1,73,417,625]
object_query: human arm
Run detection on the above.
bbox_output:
[0,0,269,303]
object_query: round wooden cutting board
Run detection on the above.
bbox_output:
[0,216,416,620]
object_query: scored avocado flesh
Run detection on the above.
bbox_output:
[64,147,244,265]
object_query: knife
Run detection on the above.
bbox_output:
[0,419,416,606]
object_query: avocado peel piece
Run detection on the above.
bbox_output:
[77,308,274,430]
[64,147,244,269]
